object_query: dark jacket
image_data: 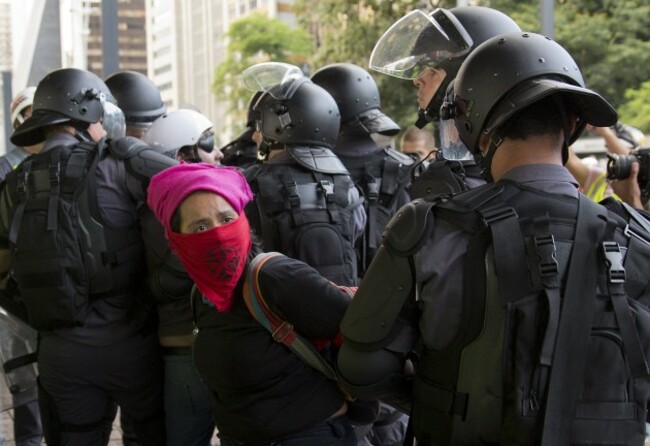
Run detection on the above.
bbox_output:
[193,254,351,443]
[0,133,170,345]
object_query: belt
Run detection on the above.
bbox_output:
[162,346,192,356]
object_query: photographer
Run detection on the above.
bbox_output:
[566,123,648,209]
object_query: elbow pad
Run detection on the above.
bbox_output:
[337,344,404,400]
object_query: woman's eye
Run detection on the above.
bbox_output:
[195,223,210,233]
[223,216,235,224]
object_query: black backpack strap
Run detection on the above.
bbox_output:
[284,172,304,227]
[313,171,339,223]
[45,149,61,230]
[530,214,562,369]
[8,158,32,246]
[540,195,607,446]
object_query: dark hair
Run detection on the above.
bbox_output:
[496,94,576,142]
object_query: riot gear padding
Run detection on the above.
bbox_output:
[108,137,178,177]
[450,32,618,154]
[11,68,115,147]
[254,79,341,149]
[104,70,166,123]
[336,344,405,399]
[143,109,213,159]
[383,199,436,256]
[287,147,350,175]
[311,63,400,136]
[340,200,435,349]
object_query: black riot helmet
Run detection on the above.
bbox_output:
[448,32,617,157]
[243,62,340,155]
[104,70,166,124]
[311,63,399,136]
[11,68,116,147]
[370,6,520,127]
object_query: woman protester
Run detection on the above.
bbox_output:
[146,162,357,446]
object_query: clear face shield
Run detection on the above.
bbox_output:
[369,9,473,80]
[439,82,473,161]
[241,62,306,100]
[101,98,126,140]
[241,62,308,156]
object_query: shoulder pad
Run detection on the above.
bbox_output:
[128,149,178,179]
[243,163,262,183]
[108,136,178,178]
[384,148,415,165]
[108,136,150,159]
[287,147,349,175]
[440,182,505,213]
[383,198,437,256]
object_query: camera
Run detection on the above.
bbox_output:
[606,147,650,201]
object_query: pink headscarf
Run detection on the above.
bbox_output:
[147,163,253,230]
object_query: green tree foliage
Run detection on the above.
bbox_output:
[212,14,313,129]
[294,0,650,133]
[294,0,431,128]
[489,0,650,132]
[214,2,650,135]
[619,81,650,133]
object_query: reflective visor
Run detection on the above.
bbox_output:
[241,62,305,100]
[369,9,473,80]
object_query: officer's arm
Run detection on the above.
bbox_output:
[337,244,418,402]
[337,199,434,401]
[139,207,193,303]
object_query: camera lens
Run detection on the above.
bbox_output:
[606,154,634,180]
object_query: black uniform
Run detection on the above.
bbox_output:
[0,133,174,445]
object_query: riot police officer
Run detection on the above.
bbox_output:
[311,63,413,275]
[0,68,175,445]
[369,6,521,197]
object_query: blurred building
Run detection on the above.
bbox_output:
[87,0,148,77]
[146,0,296,145]
[2,0,148,154]
[0,0,11,149]
[2,0,297,153]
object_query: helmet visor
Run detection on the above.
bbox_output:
[102,100,126,140]
[370,9,473,80]
[439,117,473,160]
[241,62,305,100]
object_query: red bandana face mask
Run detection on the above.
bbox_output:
[168,215,252,312]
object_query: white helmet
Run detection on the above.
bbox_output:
[10,87,37,127]
[143,109,213,159]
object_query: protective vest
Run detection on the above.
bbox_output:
[341,180,650,445]
[413,182,650,445]
[337,148,413,272]
[245,146,360,286]
[4,139,151,330]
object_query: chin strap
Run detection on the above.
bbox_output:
[415,80,450,129]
